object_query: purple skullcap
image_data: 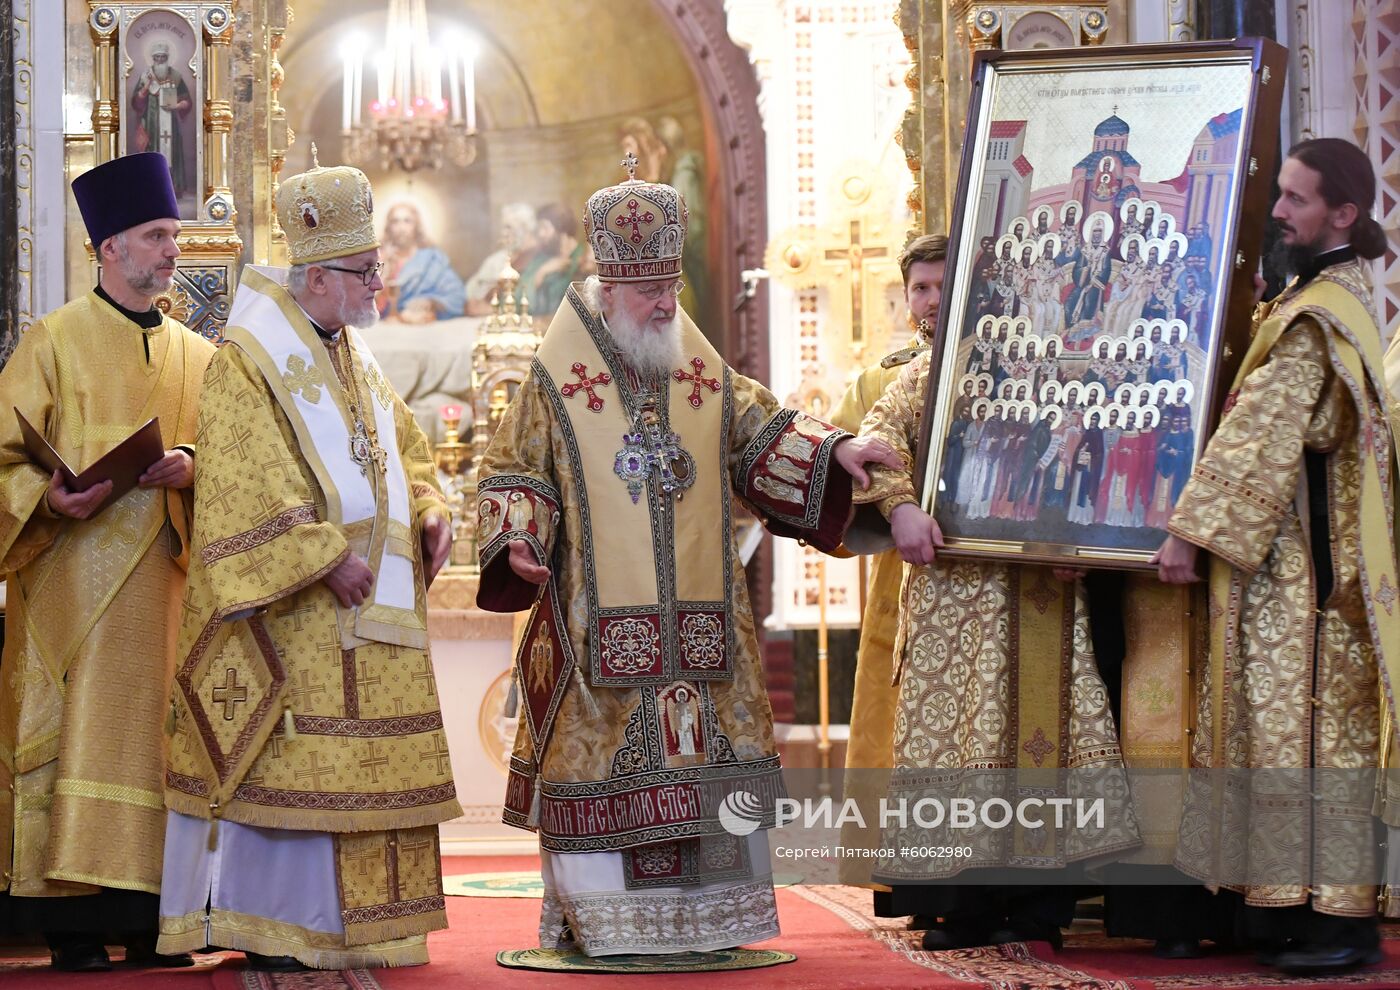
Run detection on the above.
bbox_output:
[71,153,180,249]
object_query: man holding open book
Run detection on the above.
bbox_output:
[0,152,215,971]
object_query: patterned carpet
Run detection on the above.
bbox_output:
[7,865,1400,988]
[792,884,1400,989]
[225,973,386,990]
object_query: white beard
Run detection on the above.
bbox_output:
[604,308,682,379]
[330,278,380,329]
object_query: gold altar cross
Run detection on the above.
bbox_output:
[212,667,248,721]
[764,161,902,361]
[821,218,890,347]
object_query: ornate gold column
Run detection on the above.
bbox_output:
[88,6,119,164]
[226,0,288,265]
[268,18,288,253]
[202,5,233,222]
[1169,0,1197,41]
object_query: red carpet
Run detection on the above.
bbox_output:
[4,857,1400,988]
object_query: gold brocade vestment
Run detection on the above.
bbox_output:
[851,352,1141,881]
[159,303,460,959]
[828,349,917,887]
[1168,261,1400,915]
[0,293,213,897]
[475,285,854,954]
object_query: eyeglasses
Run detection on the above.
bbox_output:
[635,278,684,301]
[319,262,384,287]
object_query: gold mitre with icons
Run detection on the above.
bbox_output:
[584,152,688,282]
[276,144,379,265]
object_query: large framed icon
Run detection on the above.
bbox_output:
[913,38,1287,569]
[87,2,241,342]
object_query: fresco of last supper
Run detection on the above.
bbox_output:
[925,60,1257,555]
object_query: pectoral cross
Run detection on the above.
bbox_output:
[349,416,388,477]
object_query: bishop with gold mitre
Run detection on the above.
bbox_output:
[154,152,459,971]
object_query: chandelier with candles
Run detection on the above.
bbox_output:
[340,0,478,172]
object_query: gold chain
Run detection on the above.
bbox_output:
[327,334,367,420]
[326,333,386,475]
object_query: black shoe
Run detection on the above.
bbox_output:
[921,921,995,951]
[50,943,112,972]
[988,920,1063,952]
[124,944,196,967]
[1254,938,1293,966]
[1154,938,1203,959]
[245,951,311,972]
[1273,944,1383,975]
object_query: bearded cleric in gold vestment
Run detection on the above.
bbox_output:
[1157,139,1399,975]
[475,156,897,957]
[155,154,459,970]
[0,153,214,969]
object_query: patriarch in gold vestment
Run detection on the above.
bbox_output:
[155,155,459,970]
[0,153,214,970]
[1157,139,1399,975]
[475,157,898,957]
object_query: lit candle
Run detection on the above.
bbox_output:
[341,52,353,130]
[352,55,364,127]
[375,52,390,108]
[463,50,476,131]
[447,52,461,122]
[440,404,463,422]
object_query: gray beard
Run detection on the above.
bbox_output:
[604,309,682,379]
[118,246,171,297]
[330,279,380,329]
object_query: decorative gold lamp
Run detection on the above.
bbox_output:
[434,403,471,476]
[428,264,543,591]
